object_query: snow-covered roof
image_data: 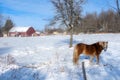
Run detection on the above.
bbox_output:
[35,31,40,34]
[9,27,31,32]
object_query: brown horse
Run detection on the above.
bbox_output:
[73,41,108,65]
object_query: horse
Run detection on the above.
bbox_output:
[73,41,108,65]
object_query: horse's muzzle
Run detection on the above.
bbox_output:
[104,47,107,51]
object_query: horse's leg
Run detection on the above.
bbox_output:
[73,52,80,65]
[96,55,99,64]
[90,56,94,63]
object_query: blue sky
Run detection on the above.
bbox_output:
[0,0,116,30]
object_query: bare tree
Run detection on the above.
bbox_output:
[107,0,120,32]
[82,12,98,33]
[50,0,85,47]
[116,0,120,16]
[107,0,120,16]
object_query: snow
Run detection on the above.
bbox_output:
[0,33,120,80]
[9,27,31,32]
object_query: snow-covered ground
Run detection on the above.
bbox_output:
[0,34,120,80]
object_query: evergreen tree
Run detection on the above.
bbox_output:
[0,14,3,37]
[2,18,14,34]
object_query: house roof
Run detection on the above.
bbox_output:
[9,27,31,32]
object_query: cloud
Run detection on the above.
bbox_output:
[0,0,54,17]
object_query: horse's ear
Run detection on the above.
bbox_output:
[106,41,108,44]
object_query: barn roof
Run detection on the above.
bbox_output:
[9,27,31,32]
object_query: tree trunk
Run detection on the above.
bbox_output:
[116,0,120,16]
[69,27,73,48]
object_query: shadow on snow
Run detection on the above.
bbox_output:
[0,47,12,55]
[0,67,46,80]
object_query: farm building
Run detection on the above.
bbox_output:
[9,27,35,37]
[32,31,40,36]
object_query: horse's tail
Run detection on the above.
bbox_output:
[73,45,79,65]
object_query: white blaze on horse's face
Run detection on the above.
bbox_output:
[104,42,108,51]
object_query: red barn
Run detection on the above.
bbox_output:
[9,27,35,37]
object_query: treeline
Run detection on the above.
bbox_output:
[74,9,120,33]
[47,9,120,34]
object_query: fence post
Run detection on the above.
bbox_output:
[82,62,87,80]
